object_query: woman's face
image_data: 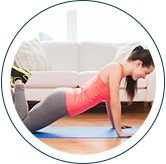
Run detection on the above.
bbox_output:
[132,62,155,81]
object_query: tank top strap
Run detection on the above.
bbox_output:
[117,63,124,82]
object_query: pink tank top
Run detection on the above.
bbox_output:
[66,63,124,116]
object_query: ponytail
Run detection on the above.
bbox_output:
[125,75,137,102]
[125,45,154,102]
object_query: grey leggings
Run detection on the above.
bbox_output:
[11,85,69,133]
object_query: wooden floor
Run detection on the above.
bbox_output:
[33,102,151,154]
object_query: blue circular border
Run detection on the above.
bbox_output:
[1,0,165,163]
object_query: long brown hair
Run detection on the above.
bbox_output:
[125,45,154,102]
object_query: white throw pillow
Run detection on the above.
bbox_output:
[14,39,50,71]
[113,42,142,63]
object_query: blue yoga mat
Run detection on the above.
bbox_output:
[33,126,139,138]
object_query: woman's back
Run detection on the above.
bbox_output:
[66,62,124,116]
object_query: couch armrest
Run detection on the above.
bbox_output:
[146,70,156,101]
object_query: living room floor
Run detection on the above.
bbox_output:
[32,102,151,155]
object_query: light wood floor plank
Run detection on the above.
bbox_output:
[36,103,151,154]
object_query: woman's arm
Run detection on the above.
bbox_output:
[105,101,132,129]
[109,99,122,136]
[105,100,115,128]
[108,64,134,137]
[110,95,134,137]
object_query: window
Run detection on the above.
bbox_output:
[22,8,150,45]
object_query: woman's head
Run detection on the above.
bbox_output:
[129,59,154,81]
[127,45,154,68]
[125,45,155,102]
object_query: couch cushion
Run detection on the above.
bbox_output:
[41,42,79,72]
[14,39,50,71]
[79,42,118,71]
[79,71,98,87]
[113,42,142,63]
[119,89,147,102]
[25,89,53,101]
[25,71,79,88]
[120,77,148,89]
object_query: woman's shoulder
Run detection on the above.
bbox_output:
[100,62,122,72]
[98,62,123,85]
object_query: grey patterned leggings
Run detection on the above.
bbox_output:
[11,85,69,133]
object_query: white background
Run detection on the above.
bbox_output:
[0,0,166,163]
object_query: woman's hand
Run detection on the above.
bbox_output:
[117,131,134,137]
[121,124,132,129]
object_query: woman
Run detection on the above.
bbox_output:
[11,45,155,137]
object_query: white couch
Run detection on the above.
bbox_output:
[22,41,156,102]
